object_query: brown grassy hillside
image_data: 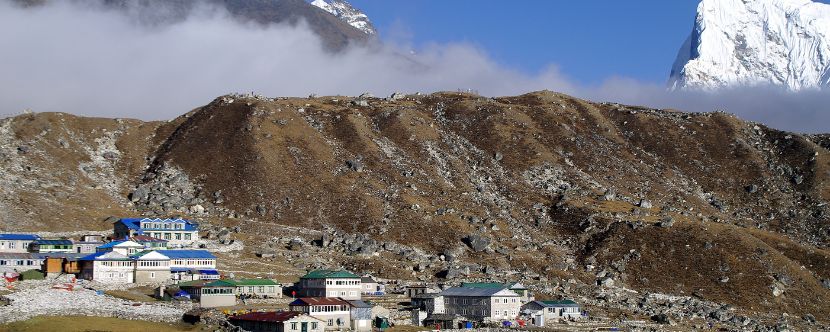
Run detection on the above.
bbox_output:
[1,91,828,326]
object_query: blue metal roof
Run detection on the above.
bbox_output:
[34,239,73,245]
[79,251,129,261]
[117,218,199,231]
[170,267,193,273]
[198,269,219,275]
[96,241,124,249]
[156,250,216,259]
[0,234,40,241]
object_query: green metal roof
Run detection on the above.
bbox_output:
[177,280,209,287]
[204,280,236,287]
[229,279,280,286]
[300,269,359,279]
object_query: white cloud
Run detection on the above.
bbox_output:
[0,1,828,133]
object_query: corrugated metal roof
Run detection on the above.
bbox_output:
[231,279,280,286]
[0,234,40,241]
[538,300,579,307]
[345,300,372,308]
[156,250,216,259]
[439,287,519,297]
[300,269,359,279]
[79,251,131,261]
[33,239,73,245]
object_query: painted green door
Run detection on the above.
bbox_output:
[301,322,308,332]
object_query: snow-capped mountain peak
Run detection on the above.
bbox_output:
[670,0,830,91]
[310,0,376,35]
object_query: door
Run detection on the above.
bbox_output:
[301,322,308,332]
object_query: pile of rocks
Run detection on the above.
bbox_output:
[0,279,192,323]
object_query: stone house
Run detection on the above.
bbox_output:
[74,234,107,253]
[289,297,352,331]
[521,300,581,326]
[438,287,522,322]
[405,284,440,298]
[114,218,199,247]
[297,269,362,300]
[229,311,325,332]
[0,234,39,253]
[132,250,171,283]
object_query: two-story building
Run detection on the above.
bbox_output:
[289,298,352,331]
[0,234,39,253]
[79,251,135,283]
[158,250,218,280]
[297,270,362,300]
[132,250,171,283]
[31,239,74,253]
[460,282,534,303]
[113,218,199,247]
[438,287,522,323]
[229,311,325,332]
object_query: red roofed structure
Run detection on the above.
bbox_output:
[229,311,324,332]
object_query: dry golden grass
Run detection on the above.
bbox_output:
[0,316,208,332]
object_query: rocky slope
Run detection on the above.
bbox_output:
[1,91,829,329]
[670,0,830,91]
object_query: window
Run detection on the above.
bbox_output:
[9,242,15,249]
[291,322,297,330]
[0,260,6,266]
[150,272,156,278]
[16,260,23,266]
[327,319,333,327]
[164,233,171,240]
[175,233,181,240]
[184,233,191,240]
[311,323,318,330]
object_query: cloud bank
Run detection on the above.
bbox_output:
[1,1,828,133]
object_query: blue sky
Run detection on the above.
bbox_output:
[349,0,827,85]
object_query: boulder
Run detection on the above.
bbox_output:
[463,234,491,252]
[657,217,675,228]
[638,199,653,209]
[346,159,364,172]
[129,186,149,203]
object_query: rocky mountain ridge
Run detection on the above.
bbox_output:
[1,91,829,329]
[309,0,375,35]
[670,0,830,91]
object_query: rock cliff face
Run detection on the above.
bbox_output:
[1,91,829,328]
[670,0,830,91]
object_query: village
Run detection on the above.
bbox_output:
[0,217,586,332]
